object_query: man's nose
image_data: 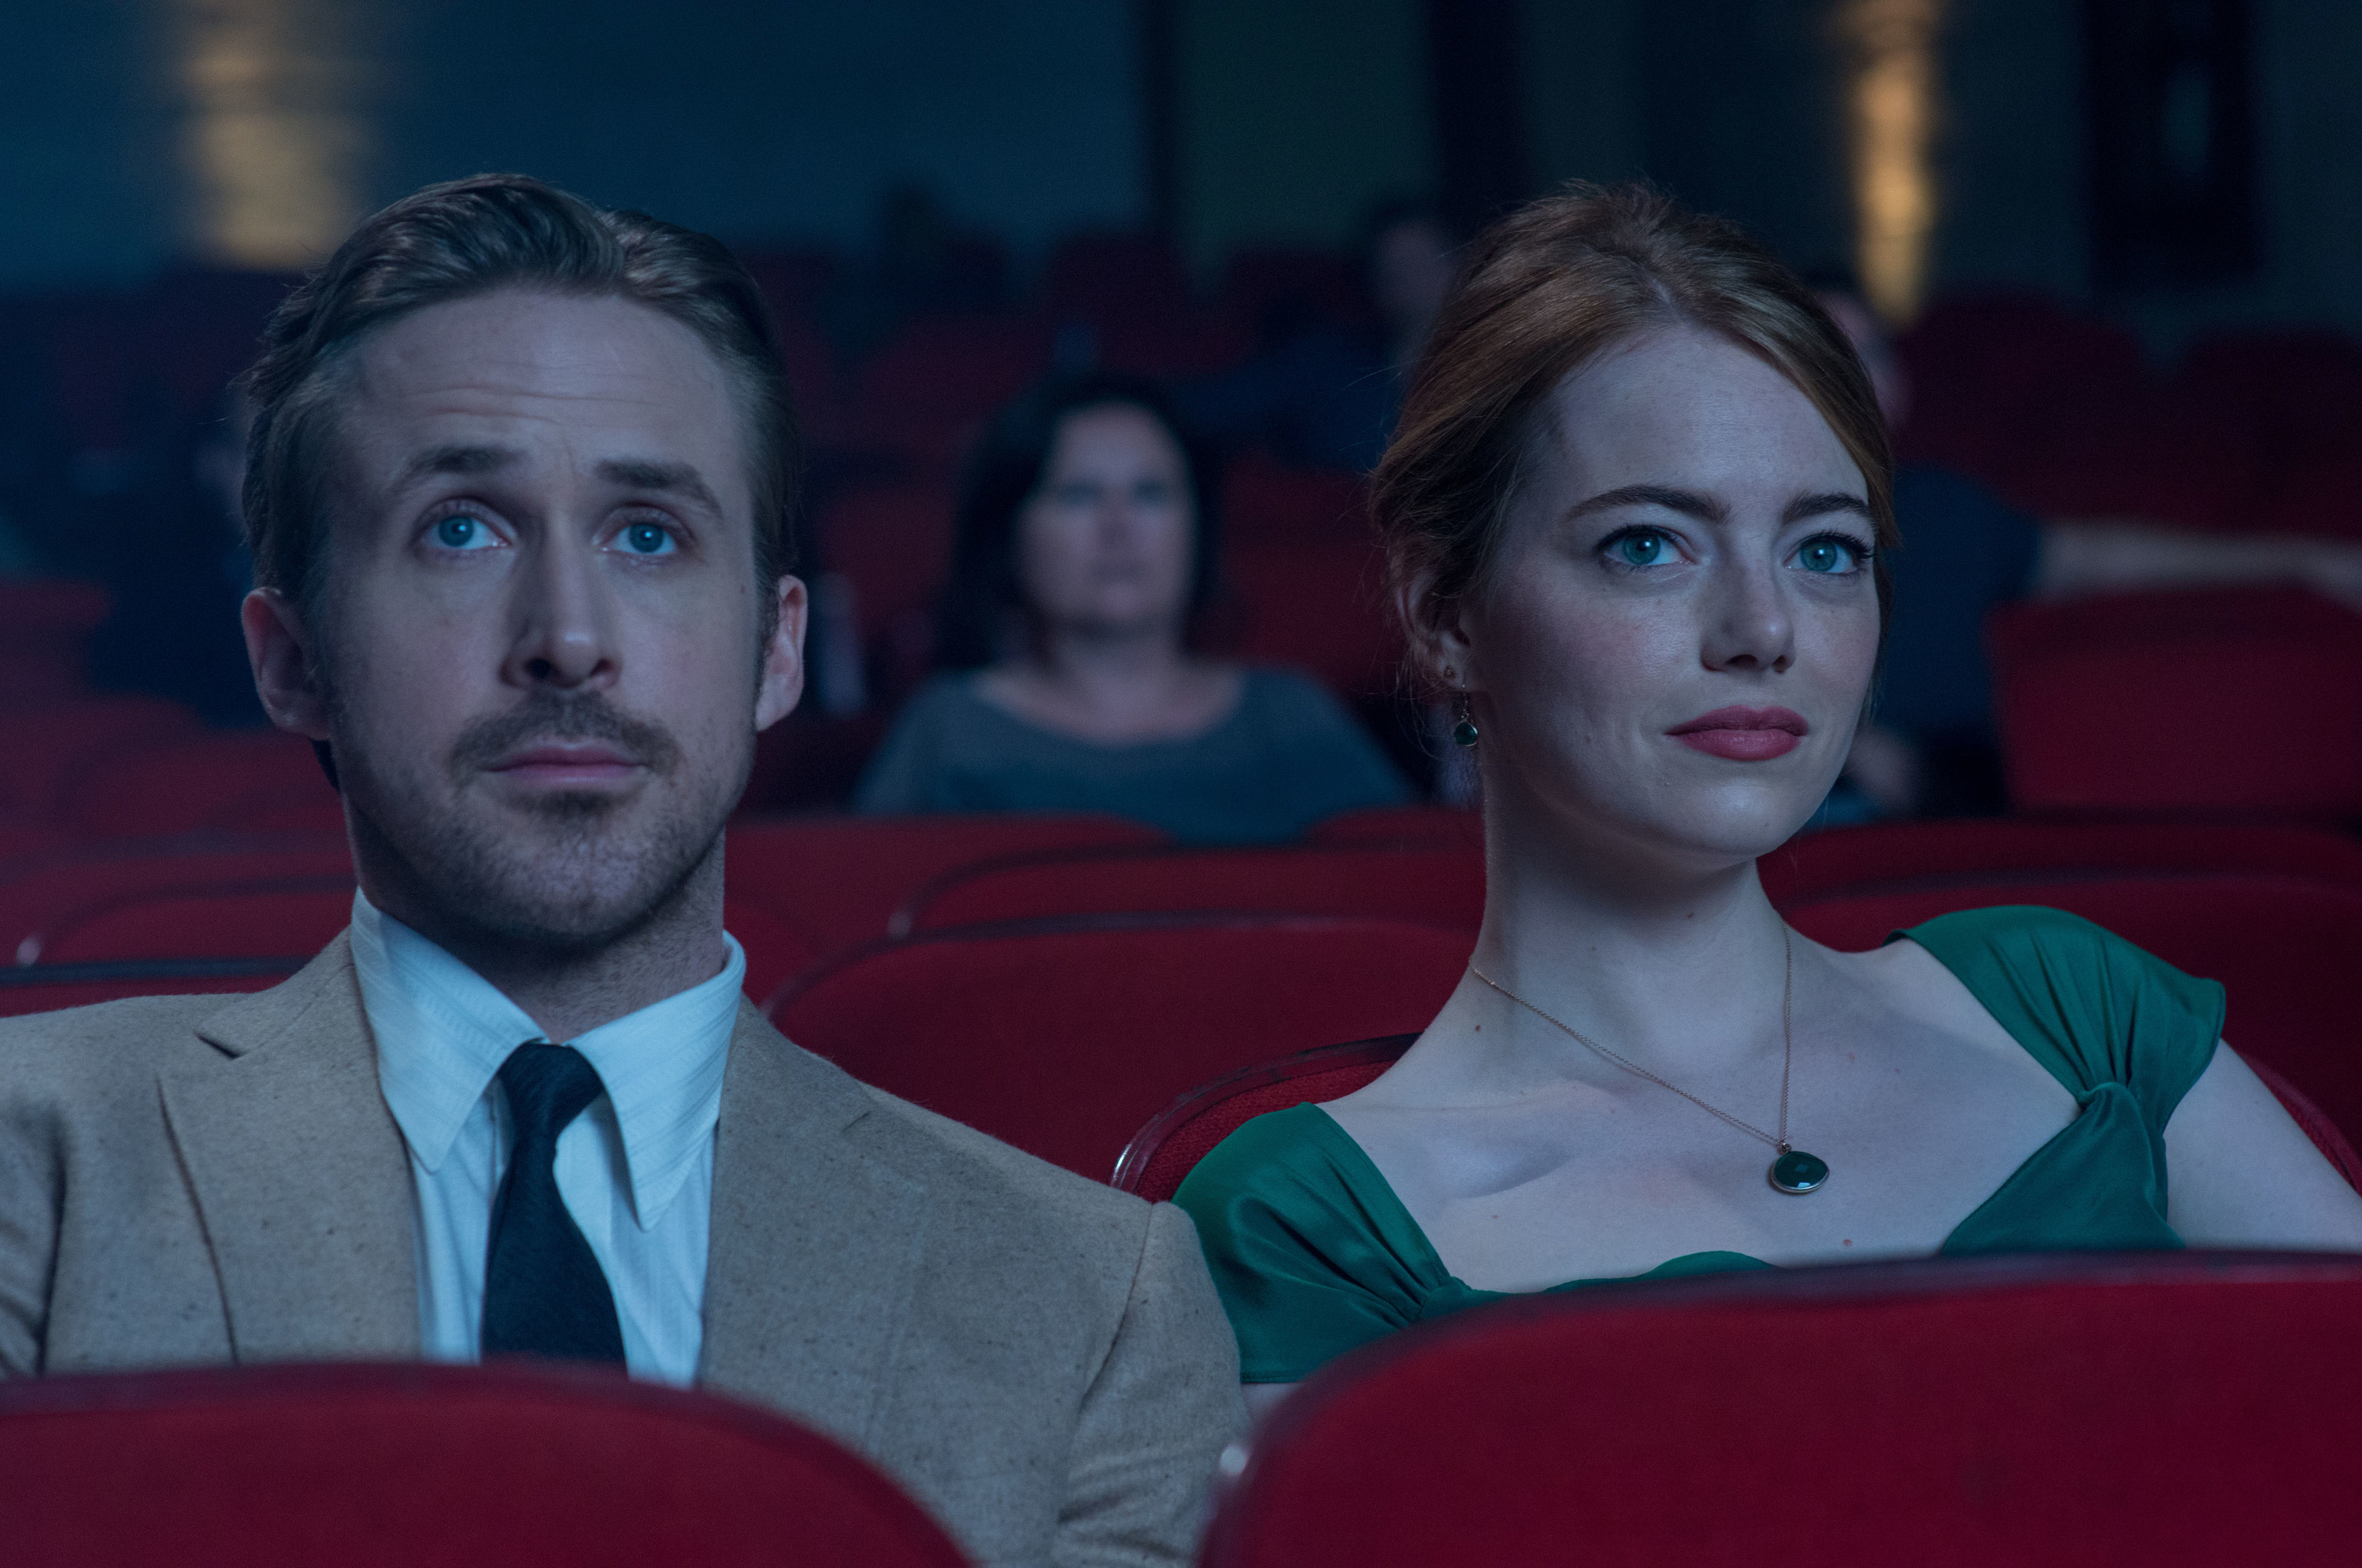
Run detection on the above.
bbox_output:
[1700,558,1796,675]
[502,534,619,690]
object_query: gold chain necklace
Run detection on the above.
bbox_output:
[1465,926,1830,1196]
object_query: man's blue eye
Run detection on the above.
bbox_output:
[1614,531,1666,566]
[1793,537,1861,574]
[622,522,675,555]
[435,515,493,549]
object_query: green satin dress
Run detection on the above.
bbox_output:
[1173,907,2227,1383]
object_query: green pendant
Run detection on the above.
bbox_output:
[1452,719,1480,748]
[1768,1148,1829,1195]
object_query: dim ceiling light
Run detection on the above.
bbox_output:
[173,0,376,269]
[1838,0,1946,325]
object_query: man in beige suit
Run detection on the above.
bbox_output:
[0,176,1242,1566]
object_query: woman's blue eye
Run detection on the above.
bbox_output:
[1612,530,1668,567]
[434,515,494,550]
[620,521,676,555]
[1792,536,1864,574]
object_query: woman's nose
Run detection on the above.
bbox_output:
[1701,562,1796,674]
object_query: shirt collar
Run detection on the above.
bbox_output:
[353,889,744,1231]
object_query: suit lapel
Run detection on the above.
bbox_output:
[161,934,420,1363]
[698,1004,933,1447]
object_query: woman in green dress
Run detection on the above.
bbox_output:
[1172,184,2362,1419]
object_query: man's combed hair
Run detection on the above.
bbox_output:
[239,173,800,614]
[1374,180,1896,673]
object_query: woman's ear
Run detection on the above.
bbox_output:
[1394,564,1480,693]
[241,588,334,741]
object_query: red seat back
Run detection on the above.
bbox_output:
[898,844,1483,936]
[26,878,358,964]
[0,957,298,1019]
[1783,874,2362,1145]
[767,915,1470,1180]
[849,314,1051,463]
[1205,1253,2362,1567]
[1987,586,2362,816]
[1114,1034,1411,1201]
[0,1361,971,1567]
[1227,537,1401,696]
[816,481,956,661]
[0,697,200,820]
[0,835,354,965]
[1306,804,1484,849]
[1760,819,2362,905]
[724,814,1165,961]
[64,730,343,838]
[0,580,111,706]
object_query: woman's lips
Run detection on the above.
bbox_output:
[1667,705,1809,761]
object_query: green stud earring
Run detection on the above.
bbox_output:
[1451,692,1479,749]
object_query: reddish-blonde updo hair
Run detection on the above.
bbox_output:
[1374,181,1895,676]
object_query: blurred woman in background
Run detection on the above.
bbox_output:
[1175,184,2362,1415]
[855,372,1410,841]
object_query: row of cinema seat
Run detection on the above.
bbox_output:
[9,1251,2362,1564]
[8,808,2362,1191]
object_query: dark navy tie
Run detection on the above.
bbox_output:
[481,1042,626,1364]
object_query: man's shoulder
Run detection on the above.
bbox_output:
[855,1077,1151,1228]
[0,993,236,1104]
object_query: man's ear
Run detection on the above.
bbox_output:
[754,574,809,731]
[241,588,334,741]
[1393,564,1480,693]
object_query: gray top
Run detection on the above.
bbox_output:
[853,666,1414,844]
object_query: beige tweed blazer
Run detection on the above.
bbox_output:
[0,936,1244,1567]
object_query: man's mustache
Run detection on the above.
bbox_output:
[450,692,684,778]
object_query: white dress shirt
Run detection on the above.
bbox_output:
[349,890,744,1385]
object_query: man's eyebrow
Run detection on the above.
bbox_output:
[1562,484,1728,525]
[1784,492,1874,525]
[596,457,722,515]
[397,443,518,486]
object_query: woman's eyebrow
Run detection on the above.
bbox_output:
[1784,493,1873,524]
[1561,484,1725,524]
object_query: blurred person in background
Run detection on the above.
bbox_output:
[1816,276,2362,818]
[1178,200,1461,472]
[857,372,1412,839]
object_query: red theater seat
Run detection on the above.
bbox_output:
[1042,231,1191,325]
[0,579,111,705]
[1203,1252,2362,1568]
[849,314,1051,464]
[1228,536,1401,696]
[895,843,1483,936]
[1987,586,2362,817]
[1759,819,2362,905]
[724,813,1164,961]
[63,729,343,838]
[816,480,956,675]
[23,878,358,965]
[1307,804,1483,849]
[766,915,1470,1180]
[1783,873,2362,1145]
[0,697,200,821]
[0,835,354,966]
[1224,460,1369,541]
[0,957,298,1019]
[0,1361,971,1568]
[1115,1034,1411,1202]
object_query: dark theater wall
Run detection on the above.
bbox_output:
[0,0,1149,290]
